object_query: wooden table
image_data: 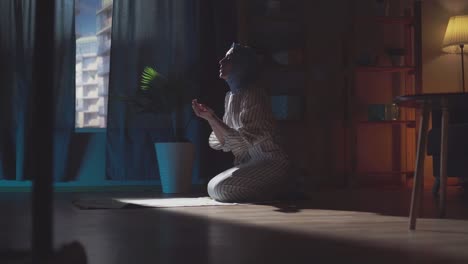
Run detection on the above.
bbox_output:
[394,92,468,230]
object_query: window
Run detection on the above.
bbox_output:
[75,0,113,129]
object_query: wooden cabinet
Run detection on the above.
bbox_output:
[346,0,422,187]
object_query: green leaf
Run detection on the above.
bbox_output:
[139,66,160,90]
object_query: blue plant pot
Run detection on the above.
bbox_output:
[154,142,195,194]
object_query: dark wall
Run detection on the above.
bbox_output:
[197,0,239,183]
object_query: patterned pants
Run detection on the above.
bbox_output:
[207,159,290,203]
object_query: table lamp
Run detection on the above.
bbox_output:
[442,15,468,93]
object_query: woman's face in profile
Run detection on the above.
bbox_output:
[219,48,234,80]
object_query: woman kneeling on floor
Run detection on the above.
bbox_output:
[192,43,290,203]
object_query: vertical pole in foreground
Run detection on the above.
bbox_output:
[31,0,55,262]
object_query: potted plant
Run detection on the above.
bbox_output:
[119,67,196,194]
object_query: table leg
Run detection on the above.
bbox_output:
[409,104,429,230]
[439,99,449,218]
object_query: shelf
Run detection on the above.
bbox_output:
[251,15,303,24]
[348,2,420,188]
[359,171,414,176]
[355,66,415,73]
[358,120,416,127]
[357,16,414,25]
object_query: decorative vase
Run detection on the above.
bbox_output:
[368,104,399,121]
[368,104,386,121]
[390,55,405,66]
[385,48,407,66]
[154,142,195,194]
[386,103,399,120]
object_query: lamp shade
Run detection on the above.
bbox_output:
[442,15,468,53]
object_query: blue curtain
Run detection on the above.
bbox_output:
[106,0,201,180]
[0,0,75,181]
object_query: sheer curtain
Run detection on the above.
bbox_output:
[106,0,201,181]
[106,0,240,182]
[0,0,241,183]
[0,0,75,181]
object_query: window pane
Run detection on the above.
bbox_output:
[75,0,113,128]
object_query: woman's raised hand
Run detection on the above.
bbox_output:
[192,99,215,121]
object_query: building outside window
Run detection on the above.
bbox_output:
[75,0,113,129]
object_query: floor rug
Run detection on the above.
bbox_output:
[72,196,238,209]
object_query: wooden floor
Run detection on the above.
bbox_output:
[1,187,468,264]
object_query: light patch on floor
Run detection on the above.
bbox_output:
[116,197,238,207]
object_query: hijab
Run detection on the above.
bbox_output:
[225,43,261,94]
